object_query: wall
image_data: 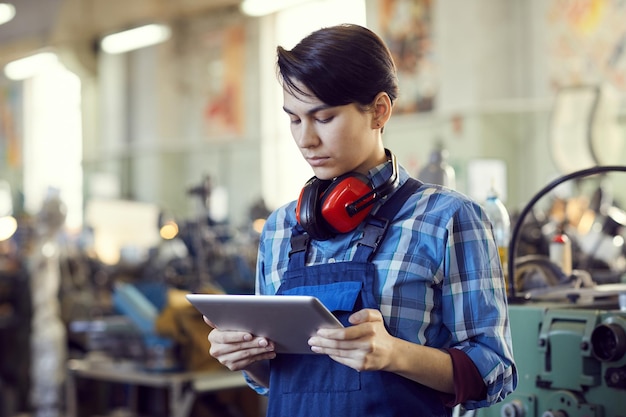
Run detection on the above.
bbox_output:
[76,0,626,227]
[3,0,626,228]
[375,0,626,212]
[362,0,551,210]
[82,7,264,226]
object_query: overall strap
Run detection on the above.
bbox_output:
[353,178,422,262]
[288,224,309,267]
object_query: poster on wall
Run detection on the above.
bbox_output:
[183,17,246,140]
[546,0,626,92]
[376,0,437,113]
[203,24,246,138]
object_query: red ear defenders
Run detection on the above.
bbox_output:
[296,173,374,240]
[295,149,399,240]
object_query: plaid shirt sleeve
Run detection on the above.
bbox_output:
[439,193,517,408]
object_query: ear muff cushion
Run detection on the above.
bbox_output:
[296,177,333,239]
[320,173,373,234]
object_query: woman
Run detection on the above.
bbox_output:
[205,23,517,416]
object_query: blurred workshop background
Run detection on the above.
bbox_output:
[1,0,626,416]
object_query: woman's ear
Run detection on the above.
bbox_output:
[371,92,393,129]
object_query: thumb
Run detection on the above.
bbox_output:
[348,308,382,325]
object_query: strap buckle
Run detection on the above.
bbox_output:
[357,216,389,252]
[289,233,310,257]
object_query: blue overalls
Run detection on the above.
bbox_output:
[267,179,450,417]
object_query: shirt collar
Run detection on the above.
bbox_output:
[368,158,395,190]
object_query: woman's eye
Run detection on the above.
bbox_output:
[289,118,301,125]
[316,116,333,124]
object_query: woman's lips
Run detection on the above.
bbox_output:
[306,156,328,167]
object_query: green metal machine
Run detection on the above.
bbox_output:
[477,301,626,417]
[473,165,626,417]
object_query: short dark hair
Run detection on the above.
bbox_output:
[277,24,399,108]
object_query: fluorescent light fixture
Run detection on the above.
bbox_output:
[240,0,313,16]
[0,3,15,26]
[100,24,172,54]
[4,52,58,80]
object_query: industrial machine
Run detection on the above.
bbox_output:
[477,165,626,417]
[479,299,626,417]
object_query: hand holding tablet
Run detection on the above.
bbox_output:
[186,294,344,354]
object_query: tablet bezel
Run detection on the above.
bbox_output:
[186,294,344,354]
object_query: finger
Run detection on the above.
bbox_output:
[213,348,276,371]
[328,354,364,371]
[316,321,373,340]
[348,308,383,325]
[309,340,355,353]
[209,329,275,352]
[210,339,275,357]
[310,343,369,372]
[208,328,253,344]
[309,333,362,351]
[310,344,366,368]
[208,333,276,370]
[210,339,275,358]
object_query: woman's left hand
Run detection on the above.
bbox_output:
[308,308,396,372]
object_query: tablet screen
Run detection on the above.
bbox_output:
[186,294,344,354]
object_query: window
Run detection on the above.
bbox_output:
[23,58,83,231]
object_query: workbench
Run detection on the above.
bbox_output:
[66,358,251,417]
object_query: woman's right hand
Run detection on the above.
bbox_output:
[205,316,276,372]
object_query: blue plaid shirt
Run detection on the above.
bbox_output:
[254,161,517,409]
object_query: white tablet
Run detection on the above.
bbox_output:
[186,294,344,354]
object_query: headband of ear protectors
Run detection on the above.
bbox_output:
[296,149,399,240]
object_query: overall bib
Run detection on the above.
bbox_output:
[267,179,450,417]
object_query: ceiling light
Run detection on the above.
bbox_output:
[100,24,172,54]
[240,0,313,16]
[3,52,58,80]
[0,3,16,26]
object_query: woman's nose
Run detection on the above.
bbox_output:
[293,122,319,148]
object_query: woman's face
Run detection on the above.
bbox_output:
[282,82,386,180]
